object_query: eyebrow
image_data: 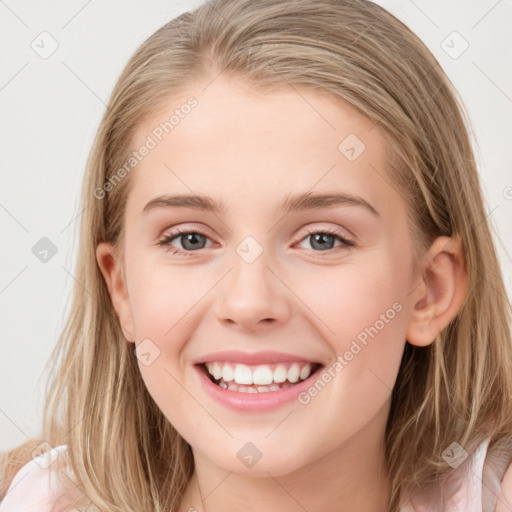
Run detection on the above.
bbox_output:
[142,191,380,217]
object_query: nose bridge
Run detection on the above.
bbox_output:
[214,234,291,329]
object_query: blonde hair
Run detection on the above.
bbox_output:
[2,0,512,510]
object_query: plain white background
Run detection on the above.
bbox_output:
[1,0,511,451]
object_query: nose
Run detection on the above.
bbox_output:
[214,248,292,332]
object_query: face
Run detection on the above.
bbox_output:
[98,74,422,477]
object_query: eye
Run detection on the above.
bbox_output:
[157,228,215,256]
[296,228,354,252]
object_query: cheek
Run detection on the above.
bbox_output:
[125,257,215,403]
[293,255,410,406]
[127,255,205,341]
[299,256,409,346]
[287,290,404,443]
[126,264,196,431]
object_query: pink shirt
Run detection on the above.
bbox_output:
[401,437,510,511]
[0,439,510,511]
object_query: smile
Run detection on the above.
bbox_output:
[199,361,323,393]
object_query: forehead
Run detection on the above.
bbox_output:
[125,75,399,218]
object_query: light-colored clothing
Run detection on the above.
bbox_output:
[401,437,511,511]
[1,439,510,511]
[0,445,74,511]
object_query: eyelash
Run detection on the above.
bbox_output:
[157,227,354,257]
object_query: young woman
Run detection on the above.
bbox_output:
[2,1,511,510]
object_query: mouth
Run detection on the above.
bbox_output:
[196,361,324,394]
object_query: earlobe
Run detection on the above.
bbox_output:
[95,242,136,342]
[406,236,467,347]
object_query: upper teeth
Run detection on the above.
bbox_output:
[205,362,314,385]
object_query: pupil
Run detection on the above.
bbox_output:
[311,233,334,251]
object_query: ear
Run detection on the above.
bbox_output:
[96,242,136,343]
[406,236,468,347]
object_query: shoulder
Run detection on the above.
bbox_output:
[0,445,78,512]
[483,433,512,512]
[495,461,512,512]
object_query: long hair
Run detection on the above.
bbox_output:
[2,1,511,510]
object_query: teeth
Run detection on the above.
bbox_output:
[253,366,274,385]
[287,363,300,383]
[234,364,253,385]
[212,362,223,380]
[222,364,234,382]
[300,364,312,380]
[273,365,288,383]
[221,381,294,393]
[205,361,315,386]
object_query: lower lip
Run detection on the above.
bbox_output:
[194,364,324,412]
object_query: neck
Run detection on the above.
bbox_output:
[179,399,391,512]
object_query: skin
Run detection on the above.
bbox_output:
[96,74,467,512]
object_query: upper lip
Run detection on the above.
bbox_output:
[193,350,322,366]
